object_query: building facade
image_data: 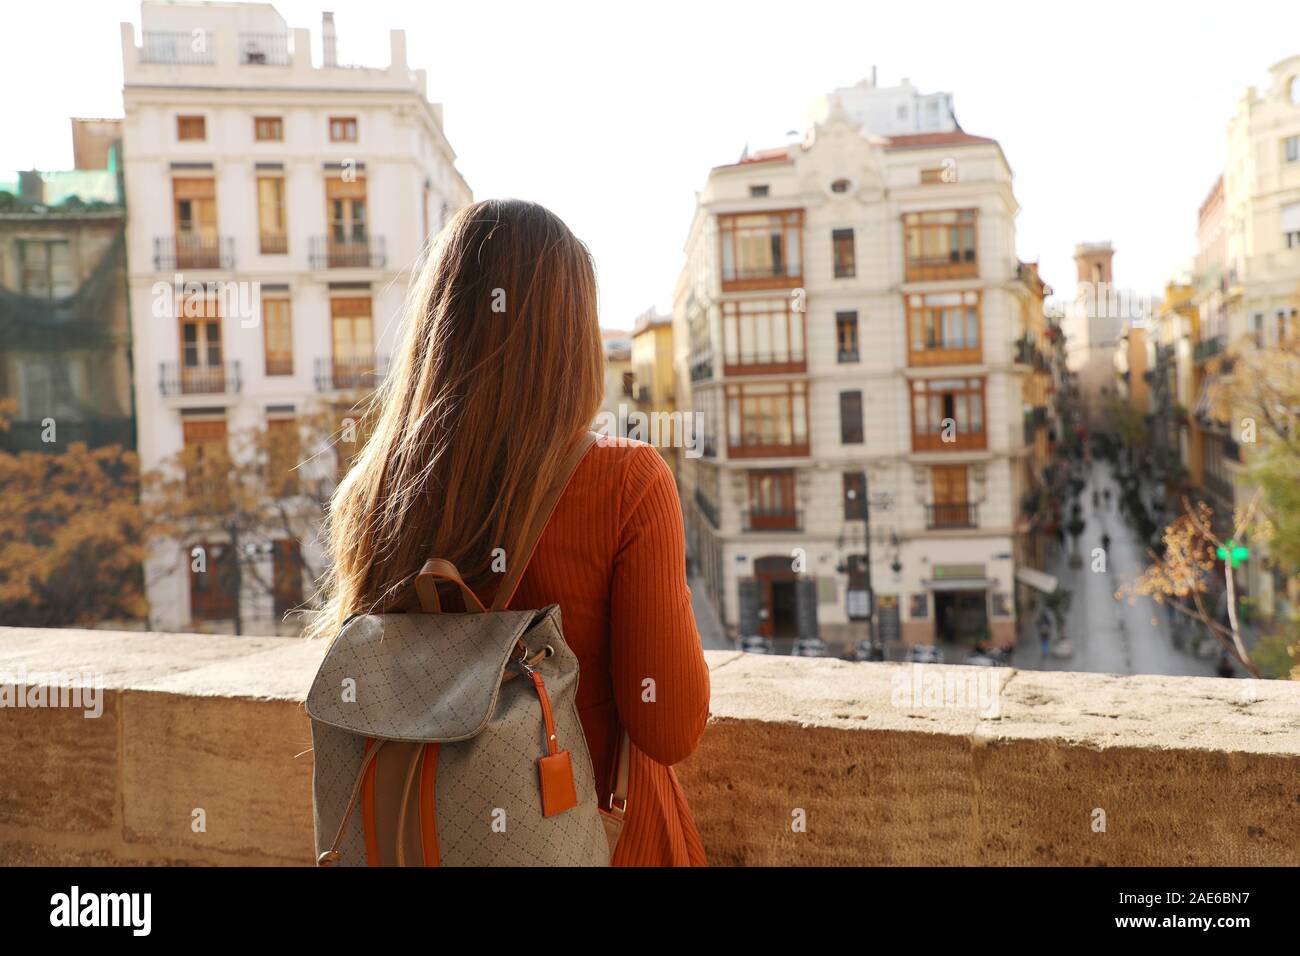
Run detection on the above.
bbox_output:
[673,98,1046,654]
[121,1,470,632]
[629,309,678,477]
[0,120,133,453]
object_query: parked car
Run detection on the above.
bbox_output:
[739,634,773,655]
[906,644,944,664]
[791,637,831,658]
[854,640,886,662]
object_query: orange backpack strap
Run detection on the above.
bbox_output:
[491,430,599,612]
[413,557,486,613]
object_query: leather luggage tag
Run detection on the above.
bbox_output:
[538,750,579,817]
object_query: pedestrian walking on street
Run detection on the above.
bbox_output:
[1102,488,1111,507]
[1100,532,1111,553]
[1037,610,1052,659]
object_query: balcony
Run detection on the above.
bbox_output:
[154,235,234,271]
[911,426,987,453]
[314,355,388,391]
[742,507,802,532]
[309,236,386,270]
[1195,336,1225,363]
[259,232,288,255]
[0,418,135,453]
[694,489,720,530]
[904,255,977,283]
[688,352,714,384]
[926,502,978,529]
[238,32,290,65]
[140,30,217,65]
[727,437,810,459]
[159,361,241,397]
[2,626,1296,866]
[909,343,983,367]
[722,351,807,376]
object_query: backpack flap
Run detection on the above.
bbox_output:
[305,606,558,743]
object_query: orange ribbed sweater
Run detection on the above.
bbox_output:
[503,436,711,866]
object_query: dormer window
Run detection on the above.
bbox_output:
[749,184,770,198]
[830,179,850,194]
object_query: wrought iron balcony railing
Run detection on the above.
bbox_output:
[695,489,720,530]
[314,355,389,391]
[309,236,386,269]
[154,235,234,271]
[159,361,241,397]
[239,32,290,65]
[926,502,978,529]
[140,31,216,65]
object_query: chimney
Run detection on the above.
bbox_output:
[322,12,337,67]
[870,65,877,87]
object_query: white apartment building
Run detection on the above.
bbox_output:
[673,97,1050,654]
[121,1,470,632]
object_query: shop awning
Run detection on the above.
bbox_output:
[1015,566,1059,594]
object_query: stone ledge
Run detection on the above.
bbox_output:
[0,627,1296,866]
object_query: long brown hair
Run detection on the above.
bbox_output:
[308,199,604,638]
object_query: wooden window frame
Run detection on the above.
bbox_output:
[721,298,806,374]
[832,228,856,278]
[177,115,206,141]
[189,539,238,621]
[257,175,288,254]
[262,294,293,376]
[903,209,978,281]
[329,116,358,142]
[746,469,798,530]
[909,377,987,451]
[724,381,809,458]
[254,116,283,142]
[906,290,983,366]
[718,210,803,291]
[836,310,859,363]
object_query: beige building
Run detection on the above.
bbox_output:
[629,309,678,477]
[673,92,1051,655]
[1192,54,1300,618]
[120,1,470,632]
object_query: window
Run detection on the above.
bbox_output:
[725,381,808,457]
[622,370,635,398]
[266,418,300,497]
[329,116,358,142]
[746,470,797,530]
[182,417,229,495]
[830,178,850,194]
[257,176,287,254]
[329,296,374,388]
[173,177,218,268]
[1279,309,1296,344]
[910,377,987,451]
[1282,202,1300,249]
[718,210,803,289]
[262,295,293,375]
[272,539,304,619]
[832,228,856,278]
[721,298,805,371]
[254,116,283,141]
[920,167,951,185]
[843,471,867,520]
[178,297,224,393]
[17,239,74,299]
[903,209,977,281]
[177,115,206,141]
[906,290,982,364]
[929,465,973,527]
[325,175,368,263]
[189,540,237,621]
[1253,312,1265,347]
[1285,136,1300,164]
[840,390,864,444]
[749,184,770,197]
[836,310,859,362]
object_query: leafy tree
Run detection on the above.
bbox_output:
[0,398,146,626]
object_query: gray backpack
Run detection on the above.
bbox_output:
[306,431,628,866]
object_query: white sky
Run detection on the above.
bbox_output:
[3,0,1299,327]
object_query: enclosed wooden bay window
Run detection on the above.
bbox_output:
[903,209,977,281]
[721,298,805,373]
[907,290,982,365]
[910,376,987,451]
[725,380,809,458]
[719,210,803,291]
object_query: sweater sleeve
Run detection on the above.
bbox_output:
[608,444,711,766]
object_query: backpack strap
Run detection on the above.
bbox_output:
[410,430,598,614]
[490,429,599,612]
